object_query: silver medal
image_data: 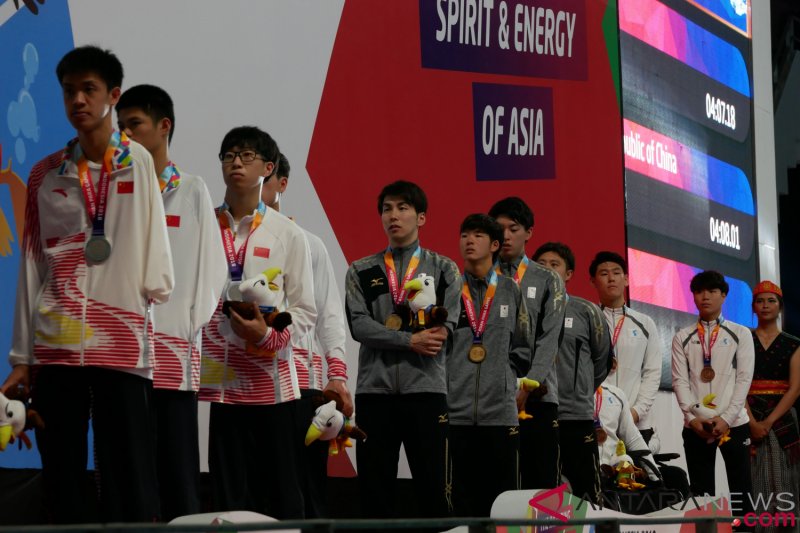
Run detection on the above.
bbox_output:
[85,236,111,263]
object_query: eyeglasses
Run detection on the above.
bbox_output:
[219,150,265,164]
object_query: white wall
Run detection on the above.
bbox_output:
[68,0,353,472]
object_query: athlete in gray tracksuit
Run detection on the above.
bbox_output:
[490,197,567,490]
[534,242,611,506]
[448,272,532,516]
[346,181,461,522]
[447,213,534,517]
[556,295,611,504]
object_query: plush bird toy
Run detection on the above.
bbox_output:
[516,378,540,420]
[305,391,367,456]
[403,273,448,331]
[600,440,646,491]
[222,267,293,357]
[223,267,292,332]
[0,391,43,451]
[690,393,730,446]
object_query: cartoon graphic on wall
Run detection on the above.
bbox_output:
[0,144,25,256]
[13,0,46,16]
[0,0,74,468]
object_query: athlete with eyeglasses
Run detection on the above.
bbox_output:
[199,126,316,519]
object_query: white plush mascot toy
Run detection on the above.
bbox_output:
[0,391,42,451]
[305,392,367,456]
[403,273,448,331]
[223,267,292,332]
[690,393,730,446]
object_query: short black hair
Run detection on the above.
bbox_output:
[277,153,290,179]
[56,45,123,90]
[460,214,504,262]
[377,180,428,215]
[589,251,627,277]
[532,241,575,272]
[488,197,534,230]
[219,126,280,168]
[690,270,729,295]
[116,84,175,143]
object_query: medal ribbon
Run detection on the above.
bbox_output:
[72,131,128,239]
[159,162,181,193]
[384,246,421,306]
[593,386,603,428]
[611,312,626,349]
[697,320,721,369]
[217,201,266,281]
[495,255,529,285]
[461,270,498,344]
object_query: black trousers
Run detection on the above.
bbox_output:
[356,393,450,519]
[519,401,561,489]
[682,423,753,515]
[152,388,200,521]
[295,389,329,518]
[450,425,519,517]
[558,419,601,505]
[208,400,305,519]
[33,365,159,524]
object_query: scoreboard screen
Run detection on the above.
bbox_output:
[618,0,756,387]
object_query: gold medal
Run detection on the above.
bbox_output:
[595,427,607,444]
[385,313,403,331]
[700,366,715,383]
[468,343,487,363]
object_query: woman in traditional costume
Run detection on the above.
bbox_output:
[748,281,800,530]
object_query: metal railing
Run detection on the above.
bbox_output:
[0,515,739,533]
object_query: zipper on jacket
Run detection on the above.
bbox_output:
[573,339,582,390]
[396,354,400,393]
[473,364,482,424]
[80,257,89,366]
[142,300,152,368]
[187,305,196,390]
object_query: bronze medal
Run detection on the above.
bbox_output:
[595,427,608,444]
[385,313,403,331]
[468,343,487,363]
[700,366,715,383]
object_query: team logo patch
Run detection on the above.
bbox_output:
[117,181,134,194]
[52,188,68,198]
[253,247,270,258]
[166,215,180,227]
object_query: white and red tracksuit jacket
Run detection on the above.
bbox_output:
[152,171,228,391]
[9,137,174,371]
[292,228,348,391]
[199,206,316,405]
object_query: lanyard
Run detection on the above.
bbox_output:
[697,320,721,367]
[159,161,181,193]
[217,201,266,281]
[611,312,626,349]
[461,270,498,343]
[68,131,128,238]
[593,386,603,425]
[384,246,421,306]
[496,255,529,285]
